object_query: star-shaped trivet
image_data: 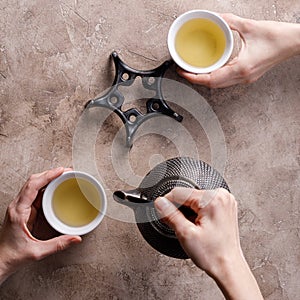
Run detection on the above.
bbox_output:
[85,51,183,146]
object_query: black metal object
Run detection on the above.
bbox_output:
[114,157,230,259]
[85,52,183,146]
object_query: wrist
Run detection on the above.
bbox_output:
[283,23,300,57]
[0,253,12,285]
[274,22,300,59]
[209,254,263,300]
[293,25,300,56]
[0,246,19,285]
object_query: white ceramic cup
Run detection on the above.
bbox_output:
[42,171,107,235]
[168,10,233,74]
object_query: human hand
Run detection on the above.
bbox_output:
[155,188,240,273]
[178,13,300,88]
[154,188,263,300]
[0,167,82,284]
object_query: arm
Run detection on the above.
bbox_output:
[154,187,263,300]
[178,14,300,88]
[0,167,82,285]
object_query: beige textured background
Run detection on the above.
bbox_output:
[0,0,300,299]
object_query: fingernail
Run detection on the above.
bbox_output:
[70,236,82,244]
[155,197,170,211]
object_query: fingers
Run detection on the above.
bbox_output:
[177,69,211,86]
[17,167,65,208]
[35,235,82,260]
[30,167,65,190]
[208,63,244,88]
[163,187,195,204]
[33,167,72,210]
[154,197,193,233]
[163,187,219,213]
[219,13,251,34]
[177,60,243,88]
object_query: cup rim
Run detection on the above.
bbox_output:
[167,10,233,74]
[42,171,107,235]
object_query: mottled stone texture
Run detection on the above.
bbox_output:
[0,0,299,299]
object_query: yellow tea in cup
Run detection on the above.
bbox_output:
[43,171,107,235]
[52,178,101,227]
[175,18,226,68]
[168,10,233,73]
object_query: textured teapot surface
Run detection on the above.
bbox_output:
[113,157,230,259]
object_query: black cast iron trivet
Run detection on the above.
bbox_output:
[85,51,183,146]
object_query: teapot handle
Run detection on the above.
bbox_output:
[113,189,153,209]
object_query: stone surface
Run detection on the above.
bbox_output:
[0,0,300,299]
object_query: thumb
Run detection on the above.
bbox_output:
[219,13,246,32]
[154,197,192,233]
[37,235,82,260]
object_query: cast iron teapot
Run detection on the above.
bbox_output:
[113,157,230,259]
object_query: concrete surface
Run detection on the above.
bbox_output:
[0,0,300,299]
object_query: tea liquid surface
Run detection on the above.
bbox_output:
[175,18,226,68]
[53,178,100,227]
